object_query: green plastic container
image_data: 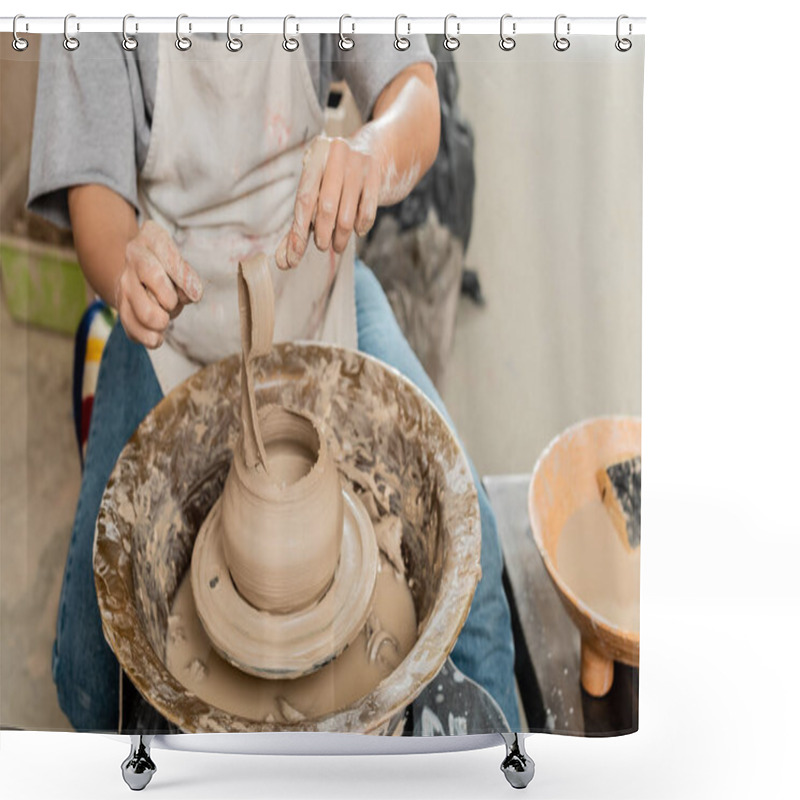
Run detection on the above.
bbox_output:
[0,235,87,335]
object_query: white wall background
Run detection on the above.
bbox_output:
[443,35,643,475]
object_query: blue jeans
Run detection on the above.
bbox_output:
[52,260,519,732]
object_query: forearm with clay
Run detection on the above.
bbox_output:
[68,184,203,348]
[356,62,441,206]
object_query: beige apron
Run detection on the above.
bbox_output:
[139,34,357,395]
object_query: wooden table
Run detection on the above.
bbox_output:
[485,474,638,736]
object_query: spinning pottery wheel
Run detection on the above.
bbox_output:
[93,260,482,734]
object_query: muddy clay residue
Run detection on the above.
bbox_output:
[177,405,419,719]
[556,499,640,633]
[166,541,416,722]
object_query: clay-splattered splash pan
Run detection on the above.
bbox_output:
[94,343,481,734]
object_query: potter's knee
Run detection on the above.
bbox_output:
[51,631,78,705]
[52,641,117,731]
[50,637,60,690]
[51,637,80,725]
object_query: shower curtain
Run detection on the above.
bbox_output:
[0,19,644,745]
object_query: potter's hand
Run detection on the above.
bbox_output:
[115,221,204,348]
[275,135,380,270]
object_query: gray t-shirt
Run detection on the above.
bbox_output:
[27,33,435,229]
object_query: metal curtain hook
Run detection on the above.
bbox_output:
[283,15,299,52]
[394,14,410,51]
[122,15,138,51]
[553,14,570,52]
[443,14,460,51]
[63,14,80,51]
[175,14,192,51]
[12,14,29,52]
[227,15,243,51]
[339,14,355,51]
[615,14,632,51]
[499,14,516,51]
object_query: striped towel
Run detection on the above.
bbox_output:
[72,300,116,469]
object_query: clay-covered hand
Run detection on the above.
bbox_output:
[275,135,380,270]
[115,220,204,348]
[274,63,440,271]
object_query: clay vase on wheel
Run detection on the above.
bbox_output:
[221,403,344,614]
